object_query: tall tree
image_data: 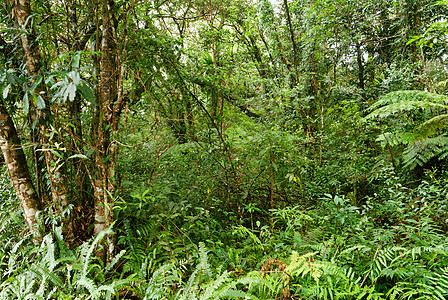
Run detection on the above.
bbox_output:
[0,0,133,262]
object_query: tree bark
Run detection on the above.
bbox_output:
[11,0,74,243]
[356,42,365,90]
[283,0,299,84]
[93,0,121,263]
[0,101,42,242]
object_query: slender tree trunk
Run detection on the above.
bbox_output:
[283,0,299,84]
[11,0,74,242]
[304,0,319,137]
[0,101,42,242]
[356,42,365,90]
[93,0,121,263]
[28,110,51,205]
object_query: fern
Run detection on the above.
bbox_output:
[367,90,448,116]
[285,249,390,299]
[0,228,132,300]
[285,251,323,282]
[200,270,231,299]
[366,90,448,169]
[142,264,179,299]
[198,242,213,281]
[402,135,448,168]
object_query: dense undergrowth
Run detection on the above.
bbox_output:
[2,164,448,299]
[2,0,448,298]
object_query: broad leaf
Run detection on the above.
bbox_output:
[68,82,77,102]
[36,95,45,110]
[2,84,10,99]
[23,92,29,114]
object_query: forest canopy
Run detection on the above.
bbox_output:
[1,0,448,298]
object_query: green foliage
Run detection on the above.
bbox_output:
[367,90,448,169]
[0,228,130,300]
[3,0,448,299]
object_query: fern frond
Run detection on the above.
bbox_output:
[143,264,179,299]
[402,135,448,169]
[285,251,323,282]
[91,284,115,300]
[29,264,65,289]
[366,90,448,170]
[81,228,113,277]
[340,245,371,257]
[416,113,448,138]
[200,270,231,300]
[232,225,264,250]
[367,90,448,117]
[197,242,213,280]
[105,250,126,272]
[76,277,96,295]
[376,132,415,147]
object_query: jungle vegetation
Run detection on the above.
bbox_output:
[1,0,448,298]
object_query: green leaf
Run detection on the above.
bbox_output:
[68,154,88,160]
[36,95,45,110]
[407,35,422,45]
[30,75,43,92]
[78,81,95,104]
[86,148,94,157]
[50,80,65,90]
[68,82,77,102]
[2,84,10,99]
[72,52,81,68]
[69,70,80,85]
[51,150,63,159]
[23,92,29,114]
[6,69,18,84]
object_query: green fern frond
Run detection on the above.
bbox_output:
[76,277,96,295]
[376,132,415,147]
[91,284,115,300]
[401,136,448,169]
[200,270,231,300]
[236,271,285,299]
[198,242,213,280]
[81,228,113,277]
[232,225,264,250]
[367,90,448,117]
[366,90,448,170]
[29,264,65,289]
[389,281,447,300]
[53,226,74,259]
[340,245,371,257]
[142,264,179,299]
[286,251,323,282]
[415,113,448,138]
[181,268,200,298]
[41,234,57,270]
[105,250,126,272]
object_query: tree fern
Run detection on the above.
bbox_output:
[366,90,448,169]
[367,90,448,116]
[401,135,448,168]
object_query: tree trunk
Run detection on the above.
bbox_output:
[11,0,74,243]
[0,101,42,242]
[93,0,121,263]
[356,42,365,90]
[283,0,299,85]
